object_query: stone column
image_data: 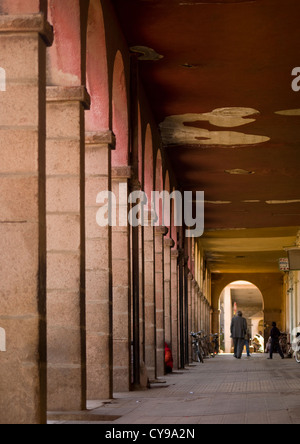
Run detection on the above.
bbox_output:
[144,212,156,380]
[112,167,131,392]
[85,130,115,400]
[164,238,174,346]
[200,292,204,332]
[178,250,185,369]
[187,273,193,362]
[0,14,53,424]
[139,223,148,387]
[171,249,179,370]
[46,86,90,411]
[155,226,168,376]
[192,280,198,333]
[223,286,232,353]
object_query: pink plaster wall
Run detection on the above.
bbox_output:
[85,0,109,131]
[47,0,82,86]
[112,51,129,167]
[144,124,154,202]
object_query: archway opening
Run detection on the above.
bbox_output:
[219,281,264,354]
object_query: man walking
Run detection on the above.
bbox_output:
[231,311,247,359]
[268,322,284,360]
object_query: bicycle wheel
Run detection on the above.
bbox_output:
[192,343,200,363]
[198,346,204,364]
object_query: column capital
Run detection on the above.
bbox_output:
[0,13,54,46]
[85,130,116,149]
[194,282,200,292]
[46,86,91,110]
[171,248,179,259]
[144,208,158,225]
[154,226,169,237]
[164,237,175,249]
[187,272,193,281]
[111,165,132,181]
[129,177,142,192]
[296,229,300,247]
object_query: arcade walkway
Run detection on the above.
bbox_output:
[48,355,300,425]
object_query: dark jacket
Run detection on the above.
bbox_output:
[231,316,247,339]
[270,327,281,341]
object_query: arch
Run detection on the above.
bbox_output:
[0,68,6,92]
[219,280,264,353]
[85,0,109,130]
[47,0,82,86]
[112,51,129,167]
[215,275,265,301]
[0,328,6,352]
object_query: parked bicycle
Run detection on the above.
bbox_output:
[190,331,204,364]
[279,332,293,358]
[199,331,215,359]
[211,333,220,356]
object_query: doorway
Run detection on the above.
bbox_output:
[219,281,264,353]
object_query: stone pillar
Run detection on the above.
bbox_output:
[155,226,168,376]
[144,213,156,380]
[192,280,198,333]
[171,249,179,370]
[200,294,205,331]
[46,86,90,411]
[112,167,131,392]
[212,309,221,337]
[0,13,52,424]
[178,250,185,369]
[164,238,174,346]
[187,273,193,362]
[85,130,115,400]
[224,286,232,353]
[138,223,148,387]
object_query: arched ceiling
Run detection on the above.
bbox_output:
[112,0,300,233]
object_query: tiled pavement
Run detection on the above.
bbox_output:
[48,354,300,424]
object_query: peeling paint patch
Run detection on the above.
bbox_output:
[160,112,270,146]
[242,200,261,203]
[183,108,259,128]
[225,169,255,175]
[205,201,232,205]
[266,200,300,204]
[275,109,300,116]
[130,46,164,61]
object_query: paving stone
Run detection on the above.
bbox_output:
[48,354,300,425]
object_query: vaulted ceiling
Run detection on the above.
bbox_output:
[112,0,300,272]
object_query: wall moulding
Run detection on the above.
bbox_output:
[0,13,53,46]
[111,166,132,180]
[85,131,116,149]
[46,86,91,110]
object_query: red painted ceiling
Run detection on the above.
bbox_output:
[112,0,300,231]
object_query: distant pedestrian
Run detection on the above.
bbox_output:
[268,322,284,360]
[231,311,247,359]
[245,329,251,357]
